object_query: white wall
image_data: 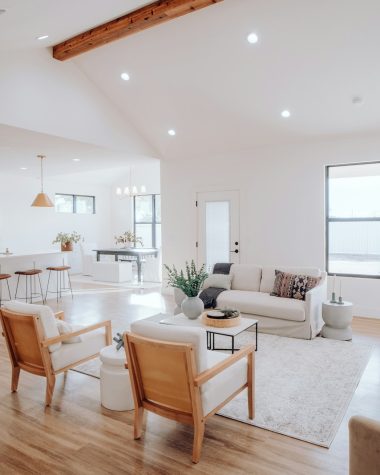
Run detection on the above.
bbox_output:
[161,133,380,318]
[0,173,112,273]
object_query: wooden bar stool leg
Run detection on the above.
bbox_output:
[67,270,73,299]
[38,274,45,305]
[45,270,52,302]
[14,275,20,300]
[6,279,11,302]
[56,270,59,303]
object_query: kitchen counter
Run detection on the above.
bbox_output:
[0,250,70,301]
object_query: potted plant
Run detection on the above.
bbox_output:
[52,231,81,252]
[164,260,208,319]
[114,231,143,248]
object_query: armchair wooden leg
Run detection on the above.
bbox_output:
[11,366,20,392]
[134,406,144,439]
[192,420,205,464]
[45,374,56,407]
[247,351,254,420]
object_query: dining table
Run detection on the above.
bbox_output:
[93,248,158,283]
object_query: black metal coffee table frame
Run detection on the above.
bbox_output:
[206,321,258,354]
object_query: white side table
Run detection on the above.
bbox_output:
[321,301,353,341]
[99,345,134,411]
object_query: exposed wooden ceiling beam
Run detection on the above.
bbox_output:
[53,0,223,61]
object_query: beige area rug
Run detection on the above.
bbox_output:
[72,332,372,448]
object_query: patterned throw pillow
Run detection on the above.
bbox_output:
[271,270,321,301]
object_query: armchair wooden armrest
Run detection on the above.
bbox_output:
[194,343,255,387]
[54,311,65,320]
[41,320,112,347]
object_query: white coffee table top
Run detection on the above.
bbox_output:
[158,313,258,337]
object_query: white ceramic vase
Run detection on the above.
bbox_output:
[181,296,204,320]
[173,288,186,315]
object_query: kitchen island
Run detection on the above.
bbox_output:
[0,250,69,301]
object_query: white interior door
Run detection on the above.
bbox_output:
[196,190,240,272]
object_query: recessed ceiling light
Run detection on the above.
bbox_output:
[37,35,49,40]
[352,95,364,106]
[20,167,28,170]
[247,32,259,44]
[121,72,130,81]
[281,110,291,118]
[168,129,176,136]
[72,158,80,162]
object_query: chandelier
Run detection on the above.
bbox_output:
[115,167,146,198]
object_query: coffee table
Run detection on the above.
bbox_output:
[158,313,258,353]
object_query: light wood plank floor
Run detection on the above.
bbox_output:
[1,288,379,475]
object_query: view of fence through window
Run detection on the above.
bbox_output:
[326,162,380,277]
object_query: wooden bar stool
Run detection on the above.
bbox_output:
[0,273,12,307]
[14,269,45,304]
[45,266,73,302]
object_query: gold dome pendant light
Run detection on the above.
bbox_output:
[31,154,54,207]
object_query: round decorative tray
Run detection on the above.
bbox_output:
[202,311,241,328]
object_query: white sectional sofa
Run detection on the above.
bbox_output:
[215,264,327,339]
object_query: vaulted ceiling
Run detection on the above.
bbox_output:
[1,0,380,163]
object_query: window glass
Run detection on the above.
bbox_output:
[55,194,73,213]
[135,224,153,248]
[135,195,153,222]
[76,196,94,214]
[327,163,380,276]
[155,194,161,222]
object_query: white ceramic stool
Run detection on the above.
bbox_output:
[99,345,134,411]
[322,301,353,341]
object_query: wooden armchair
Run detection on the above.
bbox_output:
[124,320,255,464]
[0,301,112,406]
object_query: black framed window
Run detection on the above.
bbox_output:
[133,194,161,248]
[55,194,95,214]
[326,162,380,278]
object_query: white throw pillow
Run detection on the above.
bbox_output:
[56,319,82,344]
[203,274,233,290]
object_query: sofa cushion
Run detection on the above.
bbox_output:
[217,290,306,322]
[3,301,61,352]
[50,326,106,371]
[230,264,262,292]
[131,319,208,373]
[260,266,321,293]
[203,273,232,290]
[271,270,321,301]
[201,350,248,416]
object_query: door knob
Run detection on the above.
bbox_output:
[230,249,239,253]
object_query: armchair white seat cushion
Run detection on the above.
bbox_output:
[202,351,248,416]
[50,326,107,371]
[3,301,62,352]
[217,290,306,322]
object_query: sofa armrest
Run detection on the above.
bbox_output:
[305,272,327,338]
[349,416,380,475]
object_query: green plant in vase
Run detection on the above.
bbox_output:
[164,260,208,319]
[114,231,143,248]
[52,231,81,252]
